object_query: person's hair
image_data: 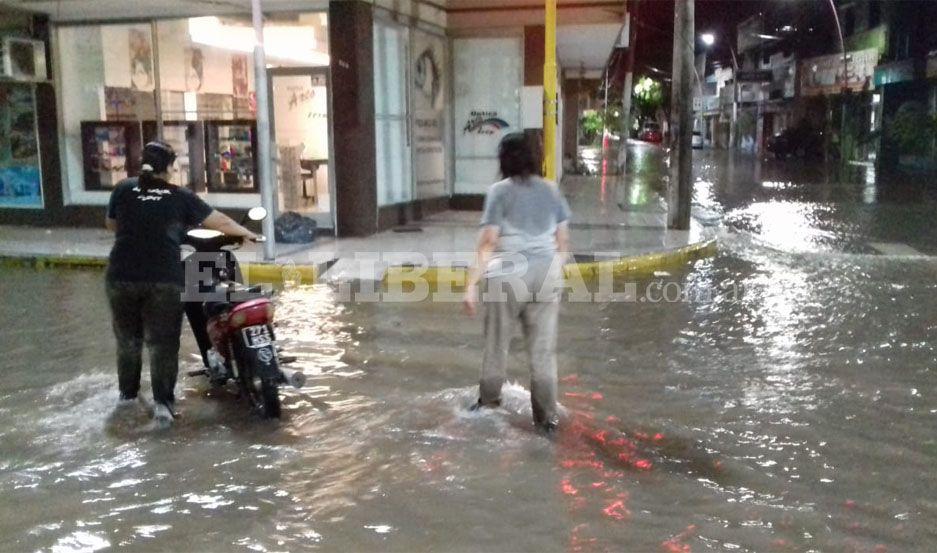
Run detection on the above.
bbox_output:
[498,132,540,180]
[140,141,176,189]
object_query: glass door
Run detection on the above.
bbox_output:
[269,68,334,231]
[373,20,413,206]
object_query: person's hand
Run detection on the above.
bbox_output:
[462,285,478,317]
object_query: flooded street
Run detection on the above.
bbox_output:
[3,155,937,552]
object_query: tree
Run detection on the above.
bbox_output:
[633,76,664,127]
[579,110,604,145]
[886,101,937,158]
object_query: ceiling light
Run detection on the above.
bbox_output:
[188,17,329,66]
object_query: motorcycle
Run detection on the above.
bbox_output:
[182,207,305,418]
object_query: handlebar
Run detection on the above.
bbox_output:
[184,231,264,251]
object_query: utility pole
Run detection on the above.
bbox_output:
[252,0,277,260]
[728,42,739,151]
[543,0,558,181]
[696,50,706,146]
[619,0,637,176]
[668,0,694,230]
[827,0,848,165]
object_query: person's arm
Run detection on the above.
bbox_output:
[201,210,259,240]
[105,183,124,232]
[463,225,499,317]
[554,188,572,265]
[555,221,570,262]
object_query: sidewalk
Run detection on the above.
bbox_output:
[0,173,717,284]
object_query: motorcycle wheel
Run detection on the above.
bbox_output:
[235,357,282,419]
[259,378,281,419]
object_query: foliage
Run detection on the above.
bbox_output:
[579,109,625,144]
[580,110,604,140]
[886,101,937,157]
[632,77,664,125]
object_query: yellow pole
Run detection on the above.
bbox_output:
[543,0,558,181]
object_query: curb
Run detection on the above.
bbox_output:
[242,262,318,285]
[383,239,718,287]
[0,254,108,271]
[564,239,718,281]
[0,254,318,285]
[1,239,716,288]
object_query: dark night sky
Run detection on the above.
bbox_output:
[631,0,768,78]
[625,0,838,84]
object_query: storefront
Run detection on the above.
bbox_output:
[55,14,333,224]
[0,13,47,212]
[0,0,451,237]
[799,48,880,162]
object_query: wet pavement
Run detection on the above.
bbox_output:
[2,151,937,552]
[694,150,937,256]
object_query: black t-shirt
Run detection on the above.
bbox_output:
[106,177,214,285]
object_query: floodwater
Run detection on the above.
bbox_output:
[3,156,937,552]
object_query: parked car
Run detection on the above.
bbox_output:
[692,131,704,149]
[767,126,824,159]
[639,122,663,144]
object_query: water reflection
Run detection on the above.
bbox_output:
[2,198,937,551]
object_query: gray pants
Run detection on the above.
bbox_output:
[106,280,184,406]
[480,265,561,426]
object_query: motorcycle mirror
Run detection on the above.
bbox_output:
[247,207,268,222]
[187,228,224,239]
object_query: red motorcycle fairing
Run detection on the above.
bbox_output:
[227,298,274,331]
[205,298,274,358]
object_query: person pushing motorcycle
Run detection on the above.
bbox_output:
[105,141,257,425]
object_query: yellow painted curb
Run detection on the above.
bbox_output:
[565,239,718,280]
[0,254,108,271]
[384,265,469,288]
[243,262,317,285]
[384,239,718,288]
[0,255,318,285]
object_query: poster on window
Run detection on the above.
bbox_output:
[185,47,204,92]
[0,83,42,209]
[412,30,448,199]
[453,38,522,194]
[129,28,154,91]
[232,55,249,98]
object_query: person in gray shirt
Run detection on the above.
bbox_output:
[462,132,571,433]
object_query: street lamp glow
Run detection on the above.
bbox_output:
[701,33,715,46]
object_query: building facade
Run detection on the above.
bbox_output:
[0,0,625,235]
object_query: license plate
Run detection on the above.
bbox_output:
[242,325,273,349]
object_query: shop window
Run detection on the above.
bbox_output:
[373,21,413,206]
[411,29,449,200]
[57,14,329,200]
[0,82,43,208]
[453,37,523,195]
[155,17,257,192]
[57,23,156,196]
